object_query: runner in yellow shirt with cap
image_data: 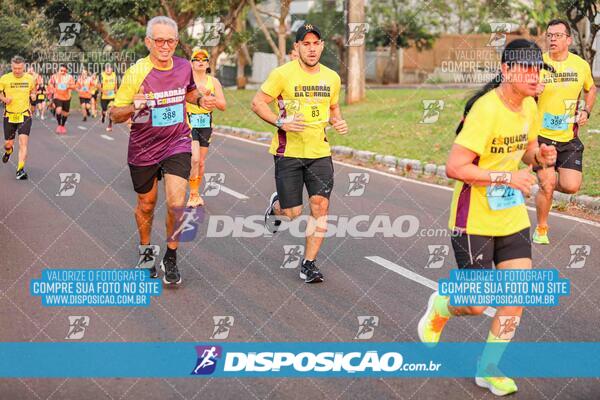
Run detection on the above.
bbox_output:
[186,48,226,208]
[252,23,348,283]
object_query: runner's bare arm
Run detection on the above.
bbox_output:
[329,103,348,134]
[447,143,536,193]
[110,104,135,123]
[185,88,216,110]
[213,79,226,111]
[522,139,556,168]
[29,82,36,101]
[251,90,305,132]
[579,85,597,126]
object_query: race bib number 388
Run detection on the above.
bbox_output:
[152,104,184,127]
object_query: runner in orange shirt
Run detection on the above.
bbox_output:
[48,64,76,134]
[76,68,93,121]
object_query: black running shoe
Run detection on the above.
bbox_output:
[101,114,105,124]
[264,192,282,234]
[83,115,87,122]
[300,259,324,283]
[15,168,28,180]
[2,147,13,163]
[161,253,181,285]
[136,244,159,278]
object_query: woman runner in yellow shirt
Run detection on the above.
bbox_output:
[417,39,557,396]
[186,48,226,207]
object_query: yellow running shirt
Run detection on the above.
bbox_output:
[0,72,35,116]
[538,52,593,142]
[186,75,214,114]
[101,72,118,100]
[261,60,341,158]
[448,90,538,236]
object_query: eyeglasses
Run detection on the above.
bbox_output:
[192,58,209,63]
[546,33,569,39]
[149,37,178,47]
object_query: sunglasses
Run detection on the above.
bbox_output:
[192,58,209,63]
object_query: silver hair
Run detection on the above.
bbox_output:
[11,55,25,64]
[146,16,178,39]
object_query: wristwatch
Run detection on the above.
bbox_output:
[196,91,204,107]
[581,109,590,119]
[275,117,284,128]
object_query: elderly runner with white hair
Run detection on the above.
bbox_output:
[111,16,217,285]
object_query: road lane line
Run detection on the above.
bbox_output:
[219,185,249,200]
[78,125,87,130]
[100,134,114,141]
[365,255,496,317]
[214,131,600,228]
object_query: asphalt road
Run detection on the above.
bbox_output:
[0,114,599,399]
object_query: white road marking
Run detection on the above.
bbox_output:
[219,185,249,200]
[100,134,114,141]
[214,131,600,228]
[78,126,87,130]
[366,255,496,317]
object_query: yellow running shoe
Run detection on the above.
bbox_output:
[186,192,204,208]
[417,292,450,346]
[476,360,518,396]
[475,374,518,396]
[532,225,549,245]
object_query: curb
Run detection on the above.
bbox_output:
[214,125,600,213]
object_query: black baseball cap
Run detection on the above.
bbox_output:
[501,39,555,72]
[296,23,321,42]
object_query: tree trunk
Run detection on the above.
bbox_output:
[250,0,281,60]
[209,0,248,74]
[383,25,399,85]
[278,0,291,65]
[346,0,366,103]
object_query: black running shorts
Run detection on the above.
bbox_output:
[3,116,32,140]
[274,155,334,209]
[450,227,531,269]
[535,136,584,172]
[100,99,113,112]
[191,128,212,147]
[128,152,191,194]
[53,98,71,112]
